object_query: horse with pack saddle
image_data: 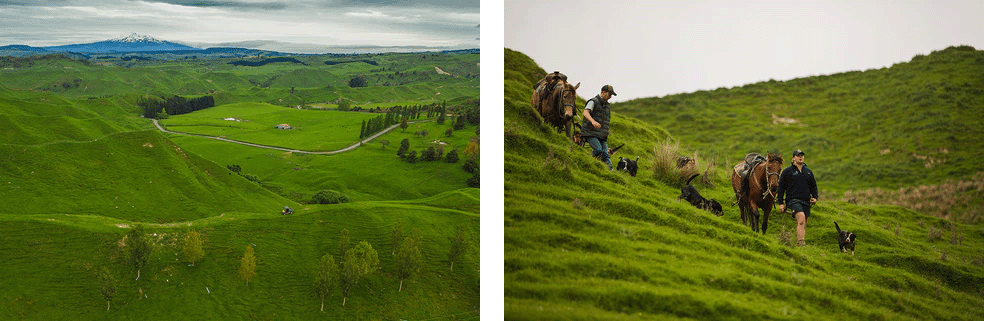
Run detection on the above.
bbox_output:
[531,71,581,142]
[731,153,784,234]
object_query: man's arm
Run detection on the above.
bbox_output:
[583,101,600,129]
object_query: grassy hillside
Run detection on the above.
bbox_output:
[614,45,984,222]
[0,52,480,319]
[504,48,984,320]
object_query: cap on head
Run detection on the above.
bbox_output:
[602,85,617,96]
[793,149,806,157]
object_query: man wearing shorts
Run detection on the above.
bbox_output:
[777,149,818,246]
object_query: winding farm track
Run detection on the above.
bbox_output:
[152,118,430,155]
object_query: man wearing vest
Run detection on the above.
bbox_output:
[582,85,616,170]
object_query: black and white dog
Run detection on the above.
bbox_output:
[834,222,857,255]
[678,174,723,216]
[616,156,639,177]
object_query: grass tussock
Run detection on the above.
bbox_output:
[844,172,984,223]
[651,140,717,187]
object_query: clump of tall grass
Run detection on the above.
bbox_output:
[651,140,709,187]
[843,172,984,223]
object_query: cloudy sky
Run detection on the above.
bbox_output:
[0,0,479,50]
[505,0,984,101]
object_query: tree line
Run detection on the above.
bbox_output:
[98,223,472,311]
[359,102,448,140]
[138,95,215,119]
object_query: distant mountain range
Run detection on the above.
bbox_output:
[0,33,478,56]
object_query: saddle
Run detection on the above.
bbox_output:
[733,153,767,197]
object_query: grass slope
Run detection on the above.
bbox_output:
[0,52,480,319]
[614,46,984,212]
[0,200,479,320]
[504,48,984,320]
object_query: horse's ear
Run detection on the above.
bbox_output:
[573,82,580,90]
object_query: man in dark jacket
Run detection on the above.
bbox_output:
[777,149,819,246]
[581,85,616,170]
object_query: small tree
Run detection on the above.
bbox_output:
[227,164,242,174]
[397,138,410,158]
[338,100,352,111]
[437,111,446,124]
[239,245,256,287]
[448,225,471,272]
[463,156,479,174]
[380,139,390,149]
[126,225,152,280]
[454,114,466,130]
[99,267,116,311]
[399,117,409,132]
[445,149,460,163]
[182,231,205,266]
[338,229,351,260]
[340,241,379,306]
[314,253,339,311]
[467,170,480,188]
[391,219,403,256]
[421,146,437,162]
[407,150,418,163]
[445,127,453,137]
[396,234,421,292]
[312,190,350,204]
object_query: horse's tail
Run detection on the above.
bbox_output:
[685,173,699,186]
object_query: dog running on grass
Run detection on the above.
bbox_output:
[616,156,639,177]
[678,174,723,216]
[834,222,857,255]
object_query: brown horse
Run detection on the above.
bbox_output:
[731,153,783,234]
[532,71,581,138]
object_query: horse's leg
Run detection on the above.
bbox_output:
[761,206,771,235]
[750,204,760,233]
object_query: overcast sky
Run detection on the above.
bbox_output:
[505,0,984,102]
[0,0,479,49]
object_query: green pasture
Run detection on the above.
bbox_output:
[0,52,479,319]
[165,116,479,203]
[505,48,984,320]
[0,198,479,320]
[159,102,385,151]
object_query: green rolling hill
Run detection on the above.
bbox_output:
[0,52,479,319]
[504,47,983,320]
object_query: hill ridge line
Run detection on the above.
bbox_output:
[152,118,432,154]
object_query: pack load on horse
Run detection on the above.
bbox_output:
[282,206,293,215]
[731,153,783,234]
[531,71,581,141]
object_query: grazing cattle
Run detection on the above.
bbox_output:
[731,153,783,234]
[532,71,581,139]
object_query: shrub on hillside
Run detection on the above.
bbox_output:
[397,138,410,158]
[463,156,478,174]
[348,75,368,88]
[651,141,699,186]
[312,190,350,204]
[407,150,418,163]
[466,170,479,188]
[446,149,460,163]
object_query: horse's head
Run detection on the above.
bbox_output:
[765,153,784,195]
[557,81,580,122]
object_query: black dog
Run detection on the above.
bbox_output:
[616,156,639,177]
[677,174,723,216]
[834,222,857,255]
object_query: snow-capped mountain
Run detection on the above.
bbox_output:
[43,33,200,53]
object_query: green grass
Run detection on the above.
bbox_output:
[0,52,480,319]
[504,47,984,320]
[160,102,385,151]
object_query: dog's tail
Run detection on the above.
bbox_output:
[834,221,842,234]
[685,173,699,186]
[610,143,625,155]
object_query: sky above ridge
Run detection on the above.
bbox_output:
[0,0,480,50]
[505,0,984,101]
